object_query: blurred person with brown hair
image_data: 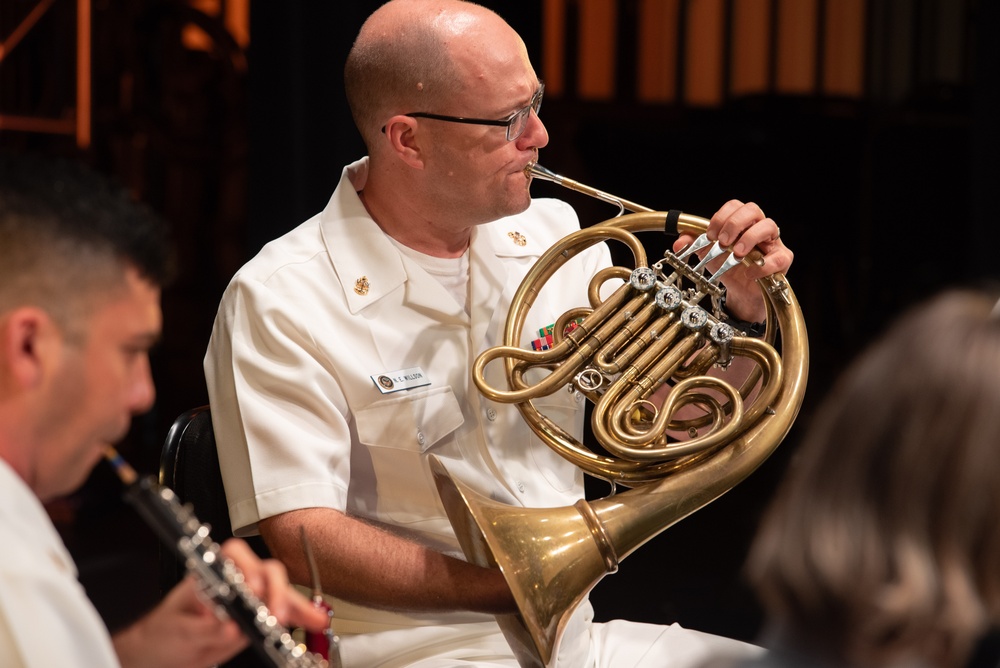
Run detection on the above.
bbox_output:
[736,289,1000,668]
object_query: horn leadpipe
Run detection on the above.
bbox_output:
[527,163,653,215]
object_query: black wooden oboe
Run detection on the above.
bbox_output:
[104,447,331,668]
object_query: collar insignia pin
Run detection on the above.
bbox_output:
[354,276,370,296]
[508,231,527,247]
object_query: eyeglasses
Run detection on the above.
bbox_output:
[381,83,544,142]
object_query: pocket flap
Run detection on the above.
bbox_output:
[356,386,464,452]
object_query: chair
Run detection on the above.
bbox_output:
[157,405,271,667]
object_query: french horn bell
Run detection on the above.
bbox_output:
[430,164,809,668]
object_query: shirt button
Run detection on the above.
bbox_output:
[486,408,497,421]
[417,431,426,446]
[516,480,525,493]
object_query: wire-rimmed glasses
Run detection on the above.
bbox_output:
[382,83,544,142]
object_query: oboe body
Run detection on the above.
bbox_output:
[104,448,333,668]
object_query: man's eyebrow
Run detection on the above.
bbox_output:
[499,81,544,116]
[519,80,544,106]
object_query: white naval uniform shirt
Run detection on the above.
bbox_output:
[0,459,122,668]
[205,156,606,619]
[205,158,764,668]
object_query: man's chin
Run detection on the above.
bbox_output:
[44,463,102,502]
[506,188,533,216]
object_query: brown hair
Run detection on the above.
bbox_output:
[0,151,173,337]
[747,289,1000,667]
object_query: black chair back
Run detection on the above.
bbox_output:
[157,405,272,668]
[159,407,233,527]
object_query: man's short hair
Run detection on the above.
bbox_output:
[0,151,174,332]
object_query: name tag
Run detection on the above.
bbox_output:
[371,367,432,394]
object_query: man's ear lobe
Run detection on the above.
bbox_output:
[1,308,58,389]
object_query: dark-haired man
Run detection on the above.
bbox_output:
[0,152,328,667]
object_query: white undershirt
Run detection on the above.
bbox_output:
[389,238,471,314]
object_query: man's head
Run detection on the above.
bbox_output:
[345,0,468,151]
[0,152,173,501]
[345,0,548,228]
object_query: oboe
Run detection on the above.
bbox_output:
[104,447,333,668]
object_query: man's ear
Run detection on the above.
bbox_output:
[0,308,60,390]
[383,115,425,169]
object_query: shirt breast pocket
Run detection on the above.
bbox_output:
[355,386,464,524]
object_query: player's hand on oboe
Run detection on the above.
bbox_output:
[111,539,329,668]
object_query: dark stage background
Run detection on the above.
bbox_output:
[1,0,998,651]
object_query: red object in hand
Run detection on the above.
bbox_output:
[305,597,335,658]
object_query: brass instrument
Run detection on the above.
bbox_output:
[430,164,809,668]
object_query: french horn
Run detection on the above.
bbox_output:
[430,164,809,668]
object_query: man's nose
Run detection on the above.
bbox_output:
[129,357,157,415]
[518,109,549,149]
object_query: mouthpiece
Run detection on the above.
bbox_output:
[525,162,562,184]
[103,446,138,485]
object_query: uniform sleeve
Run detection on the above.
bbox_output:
[205,273,353,536]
